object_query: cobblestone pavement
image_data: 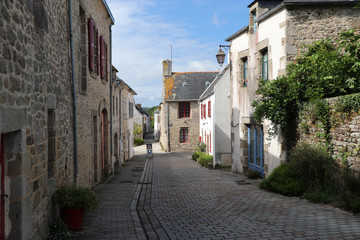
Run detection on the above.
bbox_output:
[73,138,360,240]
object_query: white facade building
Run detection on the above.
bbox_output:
[199,64,231,166]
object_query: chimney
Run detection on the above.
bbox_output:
[162,59,172,77]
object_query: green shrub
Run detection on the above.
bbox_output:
[289,142,337,192]
[192,152,200,161]
[134,138,144,146]
[53,185,98,210]
[196,142,206,152]
[198,152,213,167]
[260,164,306,196]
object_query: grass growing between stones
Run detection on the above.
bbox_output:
[260,142,360,213]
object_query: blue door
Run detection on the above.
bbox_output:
[248,125,264,177]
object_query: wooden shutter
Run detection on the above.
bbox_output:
[100,36,105,79]
[96,29,99,75]
[105,42,108,82]
[88,18,94,71]
[208,100,211,117]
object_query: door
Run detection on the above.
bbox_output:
[248,125,264,177]
[1,134,5,240]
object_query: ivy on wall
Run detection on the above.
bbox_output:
[252,30,360,152]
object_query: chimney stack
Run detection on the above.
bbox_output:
[162,59,172,77]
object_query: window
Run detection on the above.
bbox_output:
[180,128,188,143]
[208,100,211,117]
[243,58,248,87]
[179,102,190,118]
[129,102,133,118]
[88,18,95,71]
[251,10,257,33]
[262,49,268,81]
[80,7,87,92]
[47,110,55,177]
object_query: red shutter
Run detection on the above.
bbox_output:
[201,104,203,119]
[100,36,105,79]
[105,42,108,82]
[204,103,206,119]
[208,100,211,117]
[96,29,99,75]
[88,18,94,71]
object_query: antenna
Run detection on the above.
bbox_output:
[169,45,173,61]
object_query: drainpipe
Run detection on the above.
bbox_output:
[167,103,170,151]
[109,26,113,174]
[119,85,123,166]
[68,0,79,181]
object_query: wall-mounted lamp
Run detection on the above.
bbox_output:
[216,45,230,67]
[113,78,122,89]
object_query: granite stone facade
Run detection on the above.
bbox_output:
[0,0,114,239]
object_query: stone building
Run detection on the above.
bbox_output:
[0,0,114,239]
[226,0,360,177]
[160,60,218,152]
[119,79,136,163]
[134,104,150,139]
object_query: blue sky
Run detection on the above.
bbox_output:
[107,0,254,107]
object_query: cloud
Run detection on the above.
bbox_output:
[212,13,220,26]
[107,0,219,107]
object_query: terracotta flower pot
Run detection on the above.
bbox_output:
[60,209,85,231]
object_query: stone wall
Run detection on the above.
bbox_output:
[0,0,73,239]
[0,0,114,238]
[286,5,360,61]
[168,102,199,152]
[298,96,360,171]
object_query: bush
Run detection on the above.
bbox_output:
[289,142,337,192]
[134,138,144,146]
[198,152,213,167]
[192,152,200,161]
[196,142,206,152]
[53,185,98,210]
[260,164,306,196]
[260,142,360,213]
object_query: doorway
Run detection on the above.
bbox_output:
[248,125,264,177]
[101,109,109,178]
[1,134,4,240]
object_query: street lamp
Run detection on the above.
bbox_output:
[216,45,230,67]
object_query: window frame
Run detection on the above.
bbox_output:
[180,128,189,143]
[262,49,268,81]
[179,102,190,119]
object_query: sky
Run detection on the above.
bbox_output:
[107,0,254,107]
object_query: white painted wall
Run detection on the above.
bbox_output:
[230,7,287,176]
[213,67,231,166]
[199,95,215,157]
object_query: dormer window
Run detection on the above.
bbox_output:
[251,10,257,34]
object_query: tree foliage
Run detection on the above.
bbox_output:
[252,30,360,150]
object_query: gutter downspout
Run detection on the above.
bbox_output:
[119,86,123,166]
[109,26,113,174]
[68,0,79,181]
[167,103,170,152]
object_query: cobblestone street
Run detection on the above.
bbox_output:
[73,139,360,240]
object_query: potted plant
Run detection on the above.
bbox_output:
[53,185,98,231]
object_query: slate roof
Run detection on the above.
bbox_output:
[164,72,219,101]
[135,105,149,116]
[199,64,230,101]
